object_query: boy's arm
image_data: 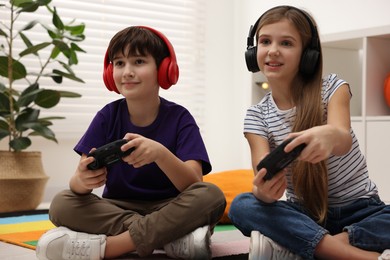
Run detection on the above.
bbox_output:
[155,145,203,192]
[122,133,203,192]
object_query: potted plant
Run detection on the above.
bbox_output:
[0,0,86,213]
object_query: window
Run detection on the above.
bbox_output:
[2,0,207,138]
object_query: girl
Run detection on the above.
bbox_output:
[229,5,390,260]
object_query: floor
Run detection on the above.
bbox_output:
[1,203,249,260]
[0,241,35,260]
[1,202,50,260]
[0,232,248,260]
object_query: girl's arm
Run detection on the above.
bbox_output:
[326,83,353,155]
[245,133,270,173]
[286,83,353,163]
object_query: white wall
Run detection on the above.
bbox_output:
[204,0,390,173]
[2,0,390,202]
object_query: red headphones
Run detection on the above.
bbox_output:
[103,26,179,93]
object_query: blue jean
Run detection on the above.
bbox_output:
[228,193,390,259]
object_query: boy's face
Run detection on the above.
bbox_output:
[112,50,159,99]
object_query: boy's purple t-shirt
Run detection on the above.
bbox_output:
[74,97,211,200]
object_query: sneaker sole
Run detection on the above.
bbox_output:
[193,226,211,259]
[249,230,260,260]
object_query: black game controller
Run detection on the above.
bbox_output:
[256,138,306,180]
[87,139,135,170]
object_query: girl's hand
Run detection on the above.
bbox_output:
[285,83,353,163]
[252,167,287,203]
[286,125,336,164]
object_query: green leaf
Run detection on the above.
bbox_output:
[46,28,59,39]
[13,0,35,7]
[39,116,64,121]
[0,28,8,37]
[69,48,78,65]
[0,56,27,80]
[52,69,84,83]
[37,119,53,127]
[20,20,39,31]
[0,131,9,141]
[0,92,11,114]
[19,32,33,48]
[15,107,39,131]
[65,24,85,35]
[37,0,51,5]
[52,7,64,30]
[10,136,32,151]
[52,39,70,57]
[35,89,60,108]
[17,2,39,13]
[70,42,86,53]
[63,33,85,42]
[51,75,62,83]
[17,82,39,107]
[50,45,60,59]
[0,120,10,140]
[26,122,57,142]
[19,42,51,57]
[59,90,81,98]
[0,120,10,130]
[58,61,74,74]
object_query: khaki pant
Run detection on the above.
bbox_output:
[49,182,226,256]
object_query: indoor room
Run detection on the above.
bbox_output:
[1,0,390,259]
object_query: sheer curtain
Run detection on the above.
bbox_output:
[2,0,207,138]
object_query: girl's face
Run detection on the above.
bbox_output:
[112,50,159,100]
[256,19,303,82]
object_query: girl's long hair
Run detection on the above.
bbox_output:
[257,6,328,223]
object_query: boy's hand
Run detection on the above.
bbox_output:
[72,150,107,193]
[121,133,164,168]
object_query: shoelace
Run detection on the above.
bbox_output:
[64,240,91,260]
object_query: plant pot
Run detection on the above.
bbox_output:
[0,151,49,213]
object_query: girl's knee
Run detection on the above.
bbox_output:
[229,192,252,218]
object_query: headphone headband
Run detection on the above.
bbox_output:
[103,26,179,93]
[245,5,320,75]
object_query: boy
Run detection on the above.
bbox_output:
[36,26,226,260]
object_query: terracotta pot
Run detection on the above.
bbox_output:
[0,151,49,213]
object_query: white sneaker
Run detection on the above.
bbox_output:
[379,249,390,260]
[36,226,106,260]
[249,231,302,260]
[164,225,211,259]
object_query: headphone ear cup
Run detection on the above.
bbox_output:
[103,50,120,93]
[245,46,260,73]
[300,48,320,76]
[158,56,179,89]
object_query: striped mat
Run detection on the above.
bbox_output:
[0,211,55,249]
